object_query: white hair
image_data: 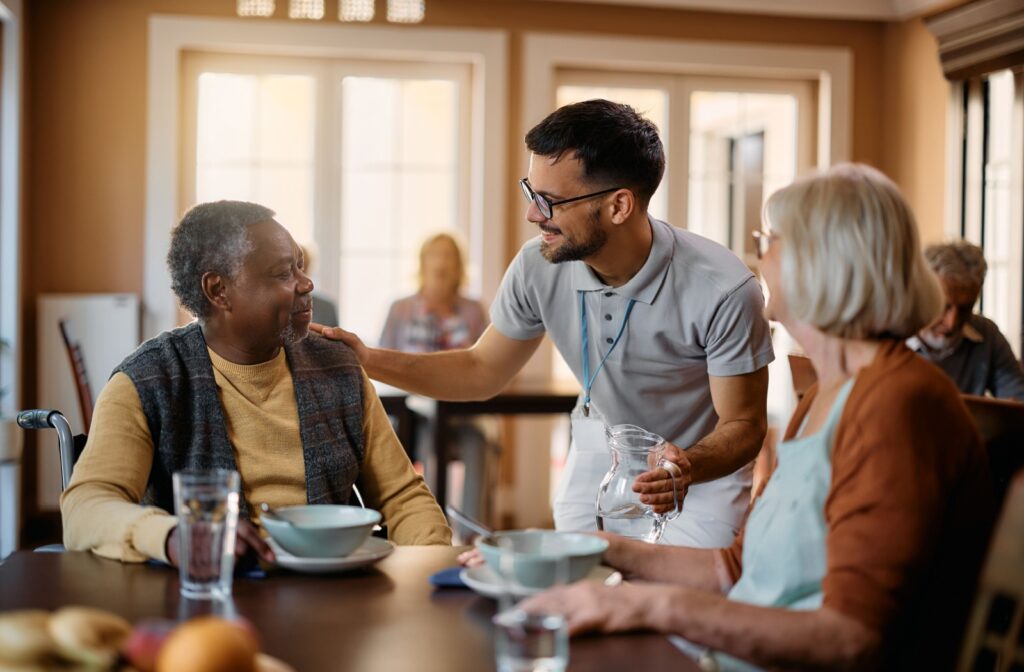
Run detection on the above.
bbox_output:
[765,163,942,340]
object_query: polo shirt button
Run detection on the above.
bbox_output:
[604,292,613,297]
[605,337,614,344]
[604,314,612,321]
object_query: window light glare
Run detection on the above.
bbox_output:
[289,0,325,19]
[386,0,424,23]
[340,0,375,22]
[237,0,275,17]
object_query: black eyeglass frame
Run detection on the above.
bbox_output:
[519,178,623,220]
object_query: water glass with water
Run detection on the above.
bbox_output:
[172,469,240,600]
[492,537,569,672]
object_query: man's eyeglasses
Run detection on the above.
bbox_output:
[519,178,622,220]
[751,230,779,260]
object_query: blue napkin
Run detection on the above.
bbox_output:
[429,566,468,588]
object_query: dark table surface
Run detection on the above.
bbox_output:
[0,547,696,672]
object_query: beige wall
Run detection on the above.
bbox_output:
[880,15,951,244]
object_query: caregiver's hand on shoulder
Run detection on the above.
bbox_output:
[310,324,370,365]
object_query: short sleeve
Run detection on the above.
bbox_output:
[705,276,775,377]
[489,250,546,340]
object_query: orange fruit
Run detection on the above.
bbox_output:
[155,616,258,672]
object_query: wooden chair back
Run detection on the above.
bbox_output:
[957,471,1024,671]
[963,394,1024,507]
[58,319,94,433]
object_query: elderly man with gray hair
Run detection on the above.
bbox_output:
[907,239,1024,400]
[62,200,450,567]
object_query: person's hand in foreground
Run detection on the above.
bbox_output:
[165,518,274,568]
[518,580,657,636]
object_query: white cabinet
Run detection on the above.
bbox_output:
[35,294,140,510]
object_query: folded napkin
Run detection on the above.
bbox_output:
[429,566,468,588]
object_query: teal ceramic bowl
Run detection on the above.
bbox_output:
[261,505,381,558]
[475,530,609,589]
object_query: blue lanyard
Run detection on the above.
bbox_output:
[580,291,636,416]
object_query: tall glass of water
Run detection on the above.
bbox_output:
[172,469,240,600]
[492,537,569,672]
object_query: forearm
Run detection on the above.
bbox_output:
[686,417,765,484]
[647,588,879,670]
[364,347,508,400]
[604,536,723,593]
[61,482,177,563]
[360,376,452,545]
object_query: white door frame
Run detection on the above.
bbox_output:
[146,16,508,337]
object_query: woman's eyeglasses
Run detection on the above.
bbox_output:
[751,230,779,260]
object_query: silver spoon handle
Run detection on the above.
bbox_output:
[444,504,493,539]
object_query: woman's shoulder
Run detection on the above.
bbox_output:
[837,340,980,455]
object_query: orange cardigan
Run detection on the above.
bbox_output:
[721,340,994,670]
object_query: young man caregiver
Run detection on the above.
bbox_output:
[318,99,774,547]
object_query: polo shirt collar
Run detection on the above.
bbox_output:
[570,216,674,305]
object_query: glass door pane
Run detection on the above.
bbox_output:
[688,91,797,265]
[195,72,316,245]
[339,76,461,341]
[556,85,669,221]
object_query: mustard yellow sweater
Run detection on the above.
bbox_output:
[60,347,450,563]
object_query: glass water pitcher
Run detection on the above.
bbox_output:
[596,424,682,543]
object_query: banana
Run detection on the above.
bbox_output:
[48,607,131,668]
[0,610,55,665]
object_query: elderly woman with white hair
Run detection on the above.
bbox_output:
[522,164,994,671]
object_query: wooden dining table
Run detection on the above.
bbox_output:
[0,547,697,671]
[375,381,581,510]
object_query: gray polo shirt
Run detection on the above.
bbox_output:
[492,217,775,524]
[907,314,1024,401]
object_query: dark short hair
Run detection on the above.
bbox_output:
[525,99,665,209]
[167,200,276,318]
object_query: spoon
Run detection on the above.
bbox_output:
[260,502,295,527]
[444,504,493,542]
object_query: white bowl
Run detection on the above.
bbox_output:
[475,530,608,589]
[261,505,381,558]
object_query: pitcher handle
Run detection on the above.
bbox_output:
[656,458,683,521]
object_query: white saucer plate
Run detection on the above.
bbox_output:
[460,564,616,600]
[267,536,394,574]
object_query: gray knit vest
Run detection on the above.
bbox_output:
[115,322,365,516]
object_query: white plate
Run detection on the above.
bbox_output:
[267,536,394,574]
[460,564,616,600]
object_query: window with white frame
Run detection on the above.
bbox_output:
[555,70,814,266]
[952,68,1024,357]
[181,52,472,340]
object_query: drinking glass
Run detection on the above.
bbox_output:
[492,537,569,672]
[172,469,240,600]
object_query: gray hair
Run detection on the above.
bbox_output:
[168,200,276,318]
[765,163,942,340]
[924,240,987,289]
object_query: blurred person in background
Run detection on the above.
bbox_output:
[908,239,1024,400]
[298,242,339,327]
[379,233,495,523]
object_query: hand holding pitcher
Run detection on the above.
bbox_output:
[633,442,692,515]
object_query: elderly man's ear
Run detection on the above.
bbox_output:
[202,272,232,312]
